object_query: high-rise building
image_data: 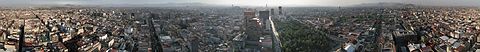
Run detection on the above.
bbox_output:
[259,10,270,28]
[278,6,283,15]
[18,21,25,52]
[242,8,262,51]
[243,8,260,41]
[258,10,270,24]
[244,9,255,18]
[243,8,256,32]
[270,9,275,15]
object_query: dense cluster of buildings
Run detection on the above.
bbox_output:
[233,6,284,52]
[396,8,480,52]
[282,7,480,52]
[0,5,478,52]
[0,7,261,52]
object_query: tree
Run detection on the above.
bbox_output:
[277,20,334,52]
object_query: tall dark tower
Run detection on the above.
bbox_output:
[278,6,283,15]
[270,9,275,15]
[18,20,25,52]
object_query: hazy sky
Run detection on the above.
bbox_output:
[0,0,479,7]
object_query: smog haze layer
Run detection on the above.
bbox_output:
[0,0,479,7]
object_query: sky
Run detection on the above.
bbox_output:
[0,0,479,7]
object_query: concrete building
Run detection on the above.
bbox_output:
[259,10,270,29]
[270,9,275,15]
[244,8,260,41]
[278,6,283,15]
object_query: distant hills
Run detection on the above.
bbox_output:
[0,2,228,8]
[348,2,415,7]
[98,3,226,7]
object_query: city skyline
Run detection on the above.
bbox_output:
[0,0,480,52]
[0,0,479,7]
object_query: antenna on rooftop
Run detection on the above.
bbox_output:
[265,3,268,7]
[232,0,235,7]
[265,0,268,8]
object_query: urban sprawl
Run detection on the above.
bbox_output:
[0,6,479,52]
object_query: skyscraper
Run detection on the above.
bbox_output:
[270,9,275,15]
[244,9,255,19]
[243,8,260,41]
[242,8,263,52]
[278,6,283,15]
[259,10,270,28]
